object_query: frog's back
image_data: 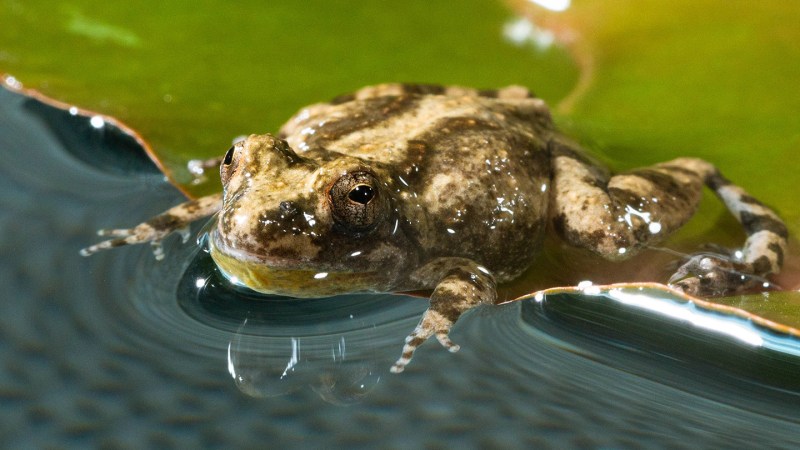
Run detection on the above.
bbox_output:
[279,83,553,163]
[279,84,556,280]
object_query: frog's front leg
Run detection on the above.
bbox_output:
[80,193,222,259]
[549,140,788,296]
[390,258,496,373]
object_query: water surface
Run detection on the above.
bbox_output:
[2,85,800,448]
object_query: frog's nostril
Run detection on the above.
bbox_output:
[279,201,299,215]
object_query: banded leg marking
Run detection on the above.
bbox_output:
[391,260,496,373]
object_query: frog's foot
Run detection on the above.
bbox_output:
[390,309,460,374]
[80,193,222,259]
[668,252,770,297]
[670,168,789,298]
[80,223,191,260]
[390,258,497,373]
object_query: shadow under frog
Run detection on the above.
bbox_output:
[82,83,789,373]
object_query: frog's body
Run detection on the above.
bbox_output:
[82,84,789,372]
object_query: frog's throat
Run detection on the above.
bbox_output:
[208,237,382,297]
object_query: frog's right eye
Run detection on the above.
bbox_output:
[220,145,239,185]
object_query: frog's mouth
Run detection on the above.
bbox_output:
[208,233,384,297]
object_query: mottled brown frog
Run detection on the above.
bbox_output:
[82,84,788,372]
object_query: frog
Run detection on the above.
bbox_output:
[81,83,789,373]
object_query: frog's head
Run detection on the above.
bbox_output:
[209,134,416,297]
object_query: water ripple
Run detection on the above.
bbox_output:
[5,83,800,446]
[516,286,800,421]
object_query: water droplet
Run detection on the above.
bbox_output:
[649,222,662,234]
[3,75,21,89]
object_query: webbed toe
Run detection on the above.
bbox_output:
[669,253,771,297]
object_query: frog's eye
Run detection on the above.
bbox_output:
[223,145,235,165]
[329,171,384,232]
[220,144,239,185]
[348,184,375,204]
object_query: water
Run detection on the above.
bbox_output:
[2,85,800,448]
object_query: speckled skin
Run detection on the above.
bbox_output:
[82,83,788,372]
[213,85,551,293]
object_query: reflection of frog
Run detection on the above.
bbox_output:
[82,84,788,372]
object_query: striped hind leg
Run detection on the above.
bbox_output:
[549,141,787,297]
[669,170,788,296]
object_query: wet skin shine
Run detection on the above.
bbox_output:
[82,83,789,372]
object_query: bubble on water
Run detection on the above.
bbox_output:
[227,317,381,404]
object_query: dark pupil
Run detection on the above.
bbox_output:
[348,184,374,204]
[223,146,235,165]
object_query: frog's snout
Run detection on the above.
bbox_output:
[245,133,304,168]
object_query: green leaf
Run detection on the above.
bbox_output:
[526,0,800,237]
[0,0,576,195]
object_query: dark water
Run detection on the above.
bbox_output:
[2,84,800,448]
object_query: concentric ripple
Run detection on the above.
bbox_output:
[90,223,430,402]
[1,82,430,404]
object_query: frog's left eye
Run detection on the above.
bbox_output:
[223,145,235,165]
[220,144,240,185]
[329,171,384,232]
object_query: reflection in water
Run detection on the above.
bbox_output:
[175,243,422,403]
[604,288,764,347]
[521,285,800,421]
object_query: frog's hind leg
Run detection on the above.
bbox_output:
[549,141,787,296]
[670,171,788,295]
